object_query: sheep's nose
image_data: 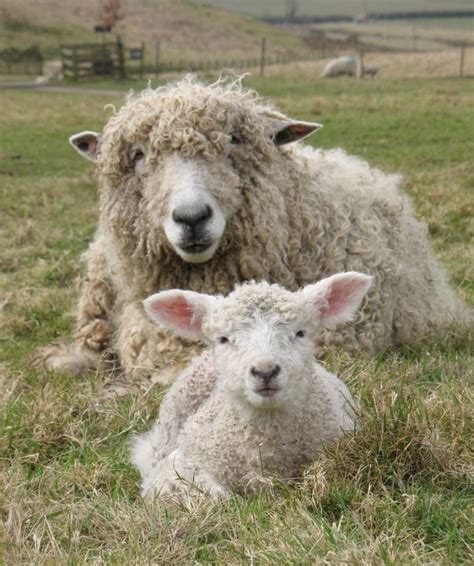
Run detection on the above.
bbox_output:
[172,204,212,229]
[251,364,281,384]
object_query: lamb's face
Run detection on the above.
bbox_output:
[69,79,321,264]
[204,303,318,410]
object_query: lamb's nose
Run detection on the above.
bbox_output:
[172,205,212,229]
[251,364,281,384]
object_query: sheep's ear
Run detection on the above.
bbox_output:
[301,272,373,327]
[143,290,216,340]
[69,131,102,162]
[272,120,323,146]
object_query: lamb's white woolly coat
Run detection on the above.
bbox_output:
[35,76,467,384]
[132,276,370,498]
[132,351,355,498]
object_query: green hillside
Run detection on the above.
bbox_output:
[0,0,313,62]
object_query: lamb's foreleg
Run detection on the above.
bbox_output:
[141,449,230,501]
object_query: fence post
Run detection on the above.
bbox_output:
[260,37,266,77]
[321,32,326,58]
[356,36,364,79]
[155,41,160,76]
[72,47,79,81]
[117,36,125,79]
[459,44,465,78]
[140,41,145,79]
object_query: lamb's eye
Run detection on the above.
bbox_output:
[218,336,229,344]
[131,148,145,164]
[295,330,305,338]
[230,133,243,145]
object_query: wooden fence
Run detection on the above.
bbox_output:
[61,40,144,80]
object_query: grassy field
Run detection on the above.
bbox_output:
[0,75,473,563]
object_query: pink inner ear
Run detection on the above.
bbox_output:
[290,124,315,137]
[152,296,202,333]
[320,278,367,319]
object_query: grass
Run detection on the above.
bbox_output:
[0,75,473,563]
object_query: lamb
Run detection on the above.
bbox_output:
[131,272,372,499]
[34,75,468,385]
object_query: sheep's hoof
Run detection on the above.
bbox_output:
[31,345,98,376]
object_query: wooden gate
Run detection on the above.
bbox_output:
[61,40,127,80]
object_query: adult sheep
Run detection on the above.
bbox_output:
[321,57,378,79]
[321,56,358,78]
[36,76,466,384]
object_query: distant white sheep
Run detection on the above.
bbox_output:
[322,56,378,78]
[131,272,372,499]
[322,56,358,77]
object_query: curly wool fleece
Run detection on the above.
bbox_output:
[36,75,468,384]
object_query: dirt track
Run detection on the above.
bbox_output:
[0,82,123,95]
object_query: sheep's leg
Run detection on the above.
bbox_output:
[191,468,230,500]
[115,302,202,385]
[142,450,230,501]
[32,240,115,375]
[141,450,182,499]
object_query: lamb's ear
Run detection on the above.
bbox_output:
[272,120,323,146]
[301,272,373,327]
[143,290,216,341]
[69,131,102,162]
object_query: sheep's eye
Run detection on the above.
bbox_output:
[131,148,145,164]
[218,336,229,344]
[295,330,305,338]
[230,133,243,145]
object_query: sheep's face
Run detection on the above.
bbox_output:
[69,78,322,264]
[144,273,373,410]
[151,153,241,264]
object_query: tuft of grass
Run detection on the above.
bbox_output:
[0,76,473,562]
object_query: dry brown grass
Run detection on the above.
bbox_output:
[264,48,474,79]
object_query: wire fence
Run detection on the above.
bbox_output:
[1,28,472,80]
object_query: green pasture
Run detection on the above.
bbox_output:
[0,75,473,563]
